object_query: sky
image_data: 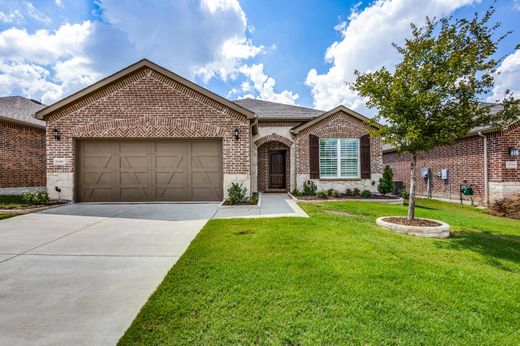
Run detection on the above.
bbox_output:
[0,0,519,117]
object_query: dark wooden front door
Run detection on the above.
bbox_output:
[269,151,286,189]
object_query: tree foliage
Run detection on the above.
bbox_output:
[352,6,520,219]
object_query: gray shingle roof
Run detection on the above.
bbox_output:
[233,98,324,120]
[0,96,46,128]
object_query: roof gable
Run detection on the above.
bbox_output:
[36,59,255,120]
[291,105,380,134]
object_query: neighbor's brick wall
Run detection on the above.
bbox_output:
[0,121,46,188]
[257,141,290,192]
[295,110,383,176]
[46,67,251,177]
[383,135,485,203]
[383,125,520,204]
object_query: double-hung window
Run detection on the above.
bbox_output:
[319,138,360,179]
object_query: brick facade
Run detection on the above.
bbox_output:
[0,121,46,188]
[383,123,520,205]
[45,67,251,200]
[293,110,383,193]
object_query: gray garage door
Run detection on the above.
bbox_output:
[77,140,222,202]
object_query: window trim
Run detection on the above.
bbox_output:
[319,138,360,179]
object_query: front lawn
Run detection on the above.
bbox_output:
[120,200,520,345]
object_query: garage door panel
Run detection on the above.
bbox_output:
[78,140,222,202]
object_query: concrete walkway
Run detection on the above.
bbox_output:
[0,203,219,346]
[213,193,308,219]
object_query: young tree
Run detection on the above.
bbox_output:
[378,165,394,195]
[352,7,519,220]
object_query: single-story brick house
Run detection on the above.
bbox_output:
[0,96,46,195]
[35,59,383,202]
[383,109,520,206]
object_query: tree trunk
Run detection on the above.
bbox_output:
[407,153,417,221]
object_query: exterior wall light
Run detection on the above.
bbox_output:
[234,128,240,141]
[509,147,519,157]
[53,128,61,141]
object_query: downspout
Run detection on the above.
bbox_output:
[477,132,489,207]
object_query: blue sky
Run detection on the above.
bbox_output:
[0,0,519,115]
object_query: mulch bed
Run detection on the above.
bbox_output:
[297,195,399,201]
[382,217,442,227]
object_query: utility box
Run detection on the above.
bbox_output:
[441,169,449,180]
[421,167,431,178]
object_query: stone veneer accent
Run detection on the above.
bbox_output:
[0,120,46,189]
[45,67,251,200]
[294,110,383,193]
[383,122,520,205]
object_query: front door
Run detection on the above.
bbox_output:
[269,151,286,189]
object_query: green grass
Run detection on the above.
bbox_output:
[119,200,520,345]
[0,195,27,209]
[0,214,15,220]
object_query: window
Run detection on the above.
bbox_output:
[319,138,359,178]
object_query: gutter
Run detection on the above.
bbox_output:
[477,131,489,207]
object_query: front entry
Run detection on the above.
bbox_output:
[269,151,286,189]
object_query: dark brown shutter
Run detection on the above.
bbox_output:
[360,134,371,179]
[309,134,320,179]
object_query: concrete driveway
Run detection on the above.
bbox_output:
[0,203,219,346]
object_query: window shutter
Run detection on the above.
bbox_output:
[360,134,371,179]
[309,134,319,179]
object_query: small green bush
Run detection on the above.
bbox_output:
[399,189,410,199]
[353,188,360,196]
[303,180,317,196]
[361,189,372,198]
[345,188,353,196]
[327,189,340,197]
[317,191,328,199]
[378,165,394,195]
[227,182,247,204]
[250,193,259,205]
[291,188,302,197]
[22,190,50,205]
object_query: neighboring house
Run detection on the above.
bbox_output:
[0,96,46,195]
[35,59,383,202]
[383,108,520,206]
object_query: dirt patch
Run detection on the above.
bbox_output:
[325,210,352,217]
[382,217,442,227]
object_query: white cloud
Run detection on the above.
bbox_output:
[0,21,100,103]
[305,0,480,114]
[487,50,520,101]
[238,63,299,104]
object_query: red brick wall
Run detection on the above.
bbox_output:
[383,135,485,203]
[257,141,290,192]
[0,121,46,188]
[295,110,383,176]
[45,67,251,176]
[489,123,520,182]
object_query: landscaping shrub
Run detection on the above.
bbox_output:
[361,190,372,198]
[399,189,410,199]
[345,188,353,196]
[227,183,247,204]
[22,191,50,205]
[250,193,259,205]
[353,188,360,196]
[303,180,317,196]
[317,191,328,199]
[291,188,301,197]
[378,165,394,195]
[327,189,340,197]
[490,194,520,219]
